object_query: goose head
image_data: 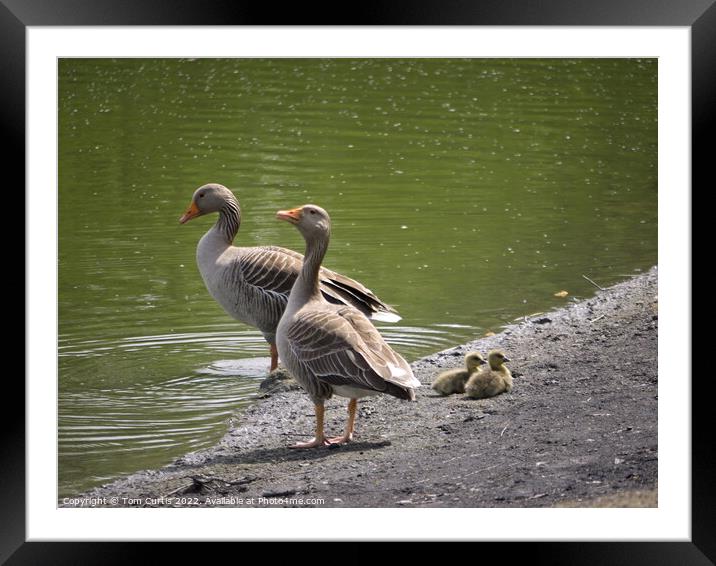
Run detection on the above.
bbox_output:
[276,204,331,240]
[487,349,510,370]
[465,351,487,372]
[179,183,237,224]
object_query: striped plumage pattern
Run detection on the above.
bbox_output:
[283,305,417,402]
[207,242,400,344]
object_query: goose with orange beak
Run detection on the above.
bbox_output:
[178,184,400,372]
[276,204,420,448]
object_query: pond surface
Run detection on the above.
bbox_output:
[58,58,657,498]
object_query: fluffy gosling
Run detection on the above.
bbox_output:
[432,352,486,396]
[464,349,512,399]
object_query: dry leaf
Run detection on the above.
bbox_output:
[554,290,569,298]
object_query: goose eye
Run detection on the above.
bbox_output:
[309,209,316,214]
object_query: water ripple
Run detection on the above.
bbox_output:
[57,322,468,499]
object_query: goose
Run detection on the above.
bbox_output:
[431,351,486,396]
[179,184,400,371]
[275,204,420,448]
[464,349,513,399]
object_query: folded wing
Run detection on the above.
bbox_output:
[238,246,401,322]
[285,305,419,399]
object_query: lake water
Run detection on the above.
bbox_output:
[58,58,657,498]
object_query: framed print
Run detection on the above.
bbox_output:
[13,0,708,562]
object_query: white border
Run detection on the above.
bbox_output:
[28,26,691,541]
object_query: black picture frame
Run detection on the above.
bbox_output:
[11,1,706,562]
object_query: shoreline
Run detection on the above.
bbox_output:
[64,266,658,508]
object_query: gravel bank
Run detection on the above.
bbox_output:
[64,267,658,508]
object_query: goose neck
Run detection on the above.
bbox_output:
[291,232,329,306]
[216,198,241,244]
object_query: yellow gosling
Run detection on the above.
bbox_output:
[432,352,486,396]
[464,349,513,399]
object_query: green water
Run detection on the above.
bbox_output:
[58,58,657,499]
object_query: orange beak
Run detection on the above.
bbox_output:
[179,201,201,224]
[276,207,302,224]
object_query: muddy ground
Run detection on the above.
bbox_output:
[64,267,658,508]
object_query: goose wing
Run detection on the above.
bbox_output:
[318,266,401,322]
[238,246,400,322]
[274,246,400,320]
[285,305,419,394]
[236,246,299,298]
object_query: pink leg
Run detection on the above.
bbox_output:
[269,343,279,372]
[326,399,357,445]
[290,403,331,449]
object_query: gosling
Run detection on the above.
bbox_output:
[432,352,486,396]
[464,349,512,399]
